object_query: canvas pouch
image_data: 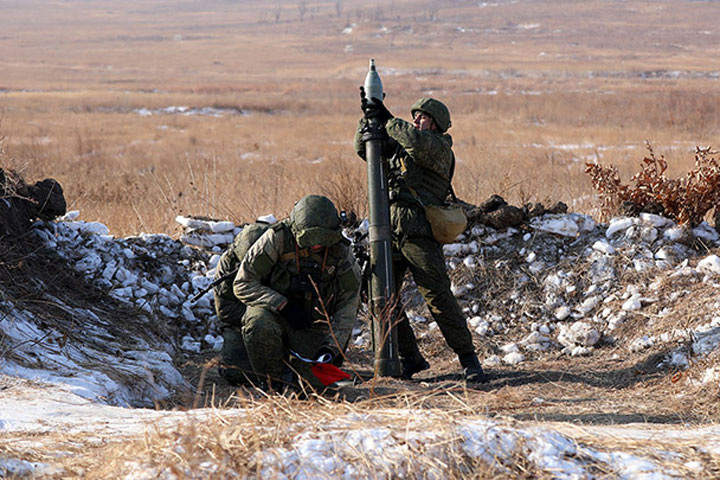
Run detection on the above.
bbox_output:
[424,203,467,244]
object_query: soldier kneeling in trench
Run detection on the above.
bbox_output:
[217,195,361,392]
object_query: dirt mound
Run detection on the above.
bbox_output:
[0,169,78,327]
[0,171,196,406]
[463,194,568,230]
[0,168,66,240]
[169,196,720,425]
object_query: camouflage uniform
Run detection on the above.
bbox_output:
[213,222,271,386]
[233,195,361,390]
[354,98,484,381]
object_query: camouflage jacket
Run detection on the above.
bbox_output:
[354,117,455,240]
[213,222,270,326]
[233,220,361,349]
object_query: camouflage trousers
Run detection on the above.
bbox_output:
[219,324,256,386]
[393,235,475,360]
[241,306,334,390]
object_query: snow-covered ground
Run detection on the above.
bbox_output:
[3,209,720,477]
[2,377,719,478]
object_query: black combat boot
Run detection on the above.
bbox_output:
[260,368,299,396]
[399,355,430,380]
[218,364,252,387]
[458,352,487,384]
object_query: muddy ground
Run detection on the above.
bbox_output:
[178,320,708,426]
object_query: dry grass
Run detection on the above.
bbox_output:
[23,390,710,479]
[3,1,720,234]
[6,83,720,235]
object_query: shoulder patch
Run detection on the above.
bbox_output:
[252,251,275,278]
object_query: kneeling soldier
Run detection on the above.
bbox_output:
[233,195,361,392]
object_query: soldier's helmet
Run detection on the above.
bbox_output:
[410,97,451,133]
[289,195,343,248]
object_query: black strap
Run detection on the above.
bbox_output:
[448,153,458,203]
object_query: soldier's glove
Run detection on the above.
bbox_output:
[280,300,314,330]
[313,346,337,364]
[360,86,393,124]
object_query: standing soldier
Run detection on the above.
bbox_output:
[233,195,361,392]
[354,93,487,384]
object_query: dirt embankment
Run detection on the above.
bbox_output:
[4,167,720,426]
[0,169,66,239]
[0,170,188,407]
[0,168,70,305]
[179,194,720,425]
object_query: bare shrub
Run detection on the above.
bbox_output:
[585,143,720,226]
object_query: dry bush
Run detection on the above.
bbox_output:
[585,143,720,225]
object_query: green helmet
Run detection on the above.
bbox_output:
[289,195,343,248]
[410,97,451,132]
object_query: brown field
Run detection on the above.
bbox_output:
[3,0,720,235]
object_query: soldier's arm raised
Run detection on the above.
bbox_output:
[385,117,453,176]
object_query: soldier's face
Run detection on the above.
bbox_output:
[413,112,436,131]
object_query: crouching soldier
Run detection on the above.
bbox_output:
[233,195,361,392]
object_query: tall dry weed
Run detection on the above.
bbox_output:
[318,153,368,218]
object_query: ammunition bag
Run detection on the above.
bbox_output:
[400,151,466,244]
[424,203,467,244]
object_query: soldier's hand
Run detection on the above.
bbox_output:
[280,300,313,330]
[360,87,392,123]
[359,86,369,113]
[359,85,385,101]
[366,98,393,124]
